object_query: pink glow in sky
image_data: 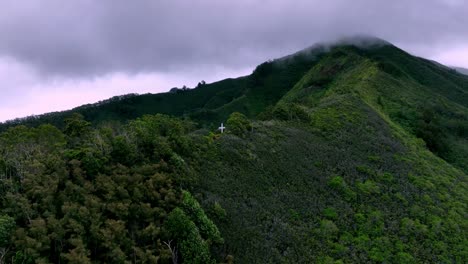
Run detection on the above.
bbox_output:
[0,57,251,122]
[432,45,468,68]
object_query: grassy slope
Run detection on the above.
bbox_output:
[283,45,468,172]
[192,46,467,263]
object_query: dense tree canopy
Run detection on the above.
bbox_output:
[0,114,226,263]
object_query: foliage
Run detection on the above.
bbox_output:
[0,215,15,247]
[226,112,252,137]
[64,113,91,138]
[180,191,223,244]
[165,208,214,264]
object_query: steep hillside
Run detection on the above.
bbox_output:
[279,44,468,172]
[190,43,467,262]
[195,111,466,263]
[0,38,467,263]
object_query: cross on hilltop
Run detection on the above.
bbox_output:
[218,123,226,133]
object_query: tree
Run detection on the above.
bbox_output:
[163,240,178,264]
[197,80,206,88]
[64,113,91,138]
[164,208,214,264]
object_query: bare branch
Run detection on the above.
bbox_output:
[163,240,178,264]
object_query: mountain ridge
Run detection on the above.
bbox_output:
[454,66,468,75]
[2,37,466,129]
[0,37,398,127]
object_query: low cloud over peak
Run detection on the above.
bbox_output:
[1,0,467,77]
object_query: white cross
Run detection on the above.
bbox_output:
[218,123,226,133]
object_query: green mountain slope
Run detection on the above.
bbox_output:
[280,44,468,172]
[0,37,467,263]
[191,43,467,262]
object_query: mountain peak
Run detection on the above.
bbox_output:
[277,35,391,63]
[331,35,390,47]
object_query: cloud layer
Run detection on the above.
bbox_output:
[0,0,467,121]
[2,0,467,76]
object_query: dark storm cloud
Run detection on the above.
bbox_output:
[0,0,467,77]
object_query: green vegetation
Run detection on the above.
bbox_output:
[0,38,467,263]
[0,115,225,263]
[164,191,223,264]
[226,112,252,137]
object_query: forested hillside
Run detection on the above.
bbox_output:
[0,38,467,263]
[0,114,229,263]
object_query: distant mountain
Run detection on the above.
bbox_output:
[0,37,466,263]
[454,66,468,75]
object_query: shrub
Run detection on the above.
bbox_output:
[328,176,345,190]
[272,103,310,122]
[226,112,252,137]
[0,215,15,247]
[323,207,338,220]
[212,202,227,220]
[357,180,380,195]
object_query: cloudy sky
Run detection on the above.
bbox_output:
[1,0,467,122]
